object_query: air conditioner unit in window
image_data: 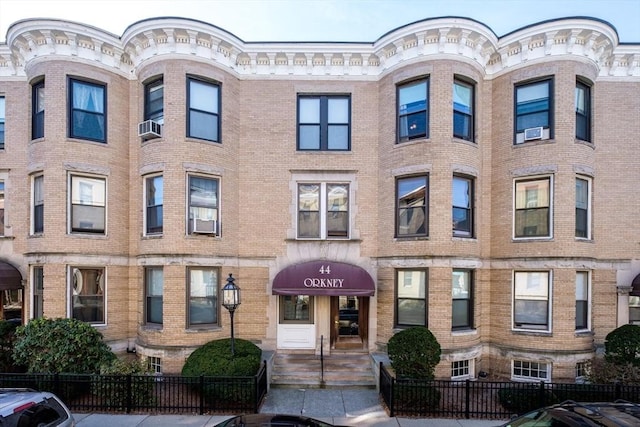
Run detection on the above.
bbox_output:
[524,126,543,141]
[193,218,217,235]
[138,120,162,139]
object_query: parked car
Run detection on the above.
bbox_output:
[500,400,640,426]
[214,413,348,427]
[0,388,75,426]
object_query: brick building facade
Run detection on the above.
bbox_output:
[0,16,638,382]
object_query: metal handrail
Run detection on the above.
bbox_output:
[320,335,324,384]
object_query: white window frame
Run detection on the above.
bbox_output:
[31,265,44,319]
[68,173,106,235]
[31,174,44,235]
[0,95,5,149]
[147,356,162,375]
[513,175,553,240]
[513,271,552,333]
[297,182,350,240]
[512,359,551,382]
[68,266,106,326]
[186,174,220,236]
[575,176,592,240]
[0,179,4,237]
[451,359,474,380]
[145,267,163,326]
[575,271,591,332]
[144,174,163,236]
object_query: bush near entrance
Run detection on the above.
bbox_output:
[387,326,441,379]
[0,320,25,373]
[604,324,640,367]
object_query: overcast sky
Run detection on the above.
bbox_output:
[1,0,639,44]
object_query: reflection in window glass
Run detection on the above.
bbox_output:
[396,270,426,326]
[398,80,428,142]
[189,267,218,326]
[397,175,427,236]
[280,295,313,323]
[71,267,105,324]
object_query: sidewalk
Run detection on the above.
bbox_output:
[73,387,506,426]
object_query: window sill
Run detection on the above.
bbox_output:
[394,236,429,242]
[575,330,594,337]
[575,237,594,243]
[287,238,361,242]
[513,138,555,147]
[186,325,221,333]
[395,137,429,147]
[575,139,594,148]
[512,237,553,242]
[142,234,163,239]
[452,137,477,146]
[452,328,477,336]
[68,232,108,239]
[511,329,552,337]
[452,235,476,242]
[186,137,222,145]
[0,235,15,240]
[141,325,163,332]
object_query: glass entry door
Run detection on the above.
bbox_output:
[330,296,368,350]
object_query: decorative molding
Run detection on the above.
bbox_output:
[1,17,637,78]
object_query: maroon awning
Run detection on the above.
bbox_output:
[272,260,375,296]
[631,273,640,297]
[0,262,22,291]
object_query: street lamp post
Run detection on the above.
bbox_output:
[222,273,241,356]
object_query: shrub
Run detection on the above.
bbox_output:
[12,318,116,374]
[387,327,441,379]
[182,338,262,405]
[182,338,262,377]
[92,358,156,410]
[604,324,640,367]
[498,385,557,415]
[0,320,26,373]
[585,357,640,385]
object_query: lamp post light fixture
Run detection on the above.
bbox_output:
[222,273,241,356]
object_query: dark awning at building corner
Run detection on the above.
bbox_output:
[0,262,22,291]
[272,260,375,297]
[631,273,640,297]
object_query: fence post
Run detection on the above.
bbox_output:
[465,379,471,419]
[615,381,621,400]
[126,374,132,413]
[539,381,546,408]
[199,375,205,415]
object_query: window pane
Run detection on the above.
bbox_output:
[71,80,105,141]
[516,180,549,208]
[575,86,586,114]
[190,177,217,208]
[189,110,218,141]
[328,98,348,123]
[452,270,470,299]
[72,268,104,324]
[454,112,472,140]
[327,184,348,237]
[398,299,426,325]
[299,125,320,149]
[73,81,104,113]
[397,270,426,298]
[399,82,427,114]
[398,176,427,236]
[327,125,348,150]
[190,80,218,113]
[147,176,163,206]
[146,268,163,324]
[452,299,469,328]
[515,272,548,298]
[282,295,312,321]
[453,82,472,114]
[517,82,548,104]
[299,98,320,123]
[189,268,218,325]
[514,300,548,326]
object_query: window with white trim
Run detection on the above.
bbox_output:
[145,175,163,235]
[512,360,550,381]
[188,175,218,235]
[575,177,591,239]
[575,271,590,331]
[32,266,44,319]
[297,182,349,239]
[453,175,473,237]
[575,361,588,383]
[147,356,162,374]
[513,271,551,331]
[451,359,472,380]
[514,176,552,238]
[0,96,5,149]
[70,267,105,325]
[70,174,106,234]
[452,269,473,330]
[188,267,219,328]
[32,174,44,234]
[145,267,163,325]
[0,181,4,236]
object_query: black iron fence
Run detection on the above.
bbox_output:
[379,362,640,418]
[0,361,268,414]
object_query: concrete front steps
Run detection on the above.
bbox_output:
[271,351,377,389]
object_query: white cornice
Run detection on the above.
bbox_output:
[1,16,638,79]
